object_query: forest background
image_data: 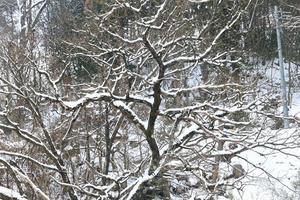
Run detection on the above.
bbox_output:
[0,0,300,199]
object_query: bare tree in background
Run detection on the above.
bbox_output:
[0,1,300,200]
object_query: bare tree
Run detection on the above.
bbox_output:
[0,1,299,200]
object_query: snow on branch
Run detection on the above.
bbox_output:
[0,151,58,171]
[0,186,27,200]
[0,159,50,200]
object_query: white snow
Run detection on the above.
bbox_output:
[230,128,300,200]
[0,186,27,200]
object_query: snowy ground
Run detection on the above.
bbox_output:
[232,140,300,200]
[290,92,300,118]
[231,92,300,200]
